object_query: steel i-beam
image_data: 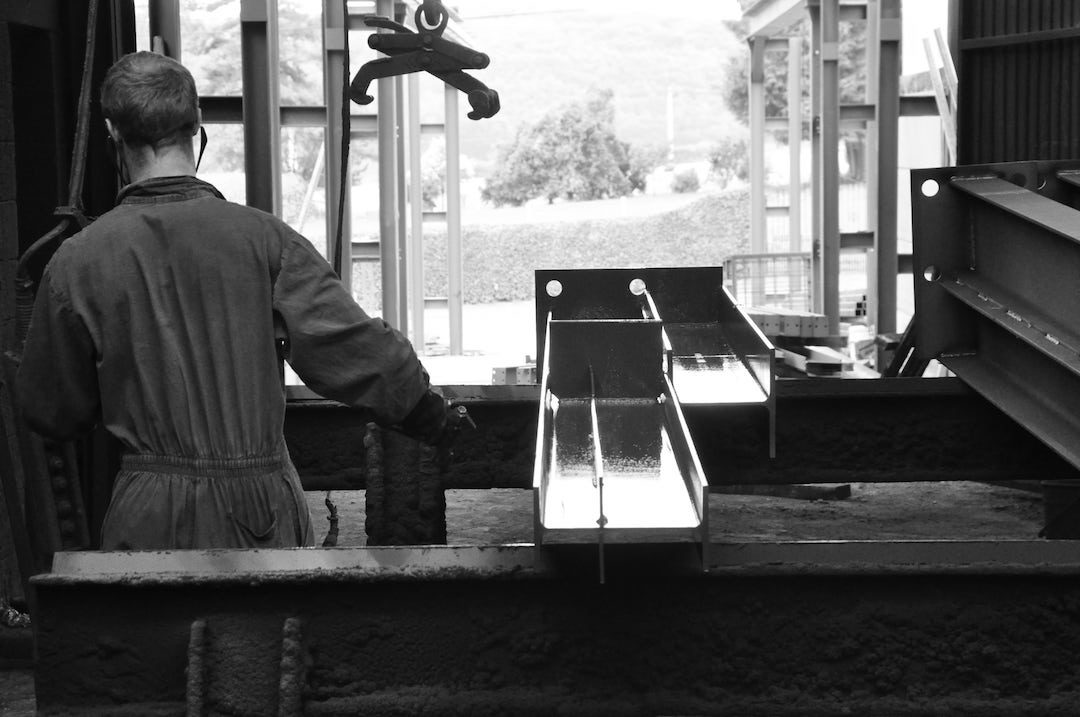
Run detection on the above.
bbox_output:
[912,160,1080,470]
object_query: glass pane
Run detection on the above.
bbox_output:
[348,136,381,311]
[196,123,246,203]
[181,0,242,96]
[134,0,151,51]
[281,126,328,255]
[350,261,382,317]
[278,0,323,106]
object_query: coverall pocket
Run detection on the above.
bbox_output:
[228,510,279,545]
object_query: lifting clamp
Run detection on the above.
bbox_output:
[349,1,500,120]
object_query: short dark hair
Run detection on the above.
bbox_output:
[101,51,199,149]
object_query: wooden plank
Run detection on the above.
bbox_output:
[923,37,957,163]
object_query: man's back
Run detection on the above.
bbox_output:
[14,51,444,550]
[47,176,288,457]
[17,175,430,549]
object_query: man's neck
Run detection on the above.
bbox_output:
[123,144,198,185]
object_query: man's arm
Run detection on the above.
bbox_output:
[272,232,438,431]
[15,263,101,439]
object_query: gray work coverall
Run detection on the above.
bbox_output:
[16,176,428,550]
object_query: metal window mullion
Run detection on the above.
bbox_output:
[865,0,880,332]
[395,71,408,336]
[390,1,409,333]
[376,0,400,328]
[809,0,823,314]
[787,36,802,252]
[749,36,767,254]
[875,0,901,337]
[445,86,462,355]
[323,0,351,288]
[240,0,281,215]
[407,73,425,353]
[818,0,841,335]
[148,0,181,58]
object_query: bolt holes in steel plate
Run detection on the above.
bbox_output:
[921,179,940,198]
[629,278,647,296]
[923,265,941,282]
[546,280,563,298]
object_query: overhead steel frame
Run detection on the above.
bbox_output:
[366,1,467,351]
[744,0,912,337]
[145,0,464,346]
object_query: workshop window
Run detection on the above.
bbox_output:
[197,124,247,205]
[281,126,329,255]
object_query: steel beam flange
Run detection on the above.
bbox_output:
[912,160,1080,471]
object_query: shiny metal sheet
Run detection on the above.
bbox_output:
[541,398,699,530]
[665,323,768,404]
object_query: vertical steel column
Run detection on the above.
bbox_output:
[445,86,463,355]
[787,36,802,252]
[809,1,823,313]
[818,0,841,334]
[240,0,281,215]
[866,0,879,233]
[322,0,350,289]
[147,0,180,58]
[864,0,880,328]
[407,74,425,353]
[749,36,767,254]
[376,0,399,327]
[394,70,408,335]
[875,0,900,337]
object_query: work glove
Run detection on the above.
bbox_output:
[398,387,450,446]
[397,387,476,473]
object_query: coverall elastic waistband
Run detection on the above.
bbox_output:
[121,451,285,478]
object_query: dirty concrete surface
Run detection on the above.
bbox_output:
[0,670,34,717]
[307,480,1047,547]
[1,481,1051,716]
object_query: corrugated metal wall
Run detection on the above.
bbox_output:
[957,0,1080,164]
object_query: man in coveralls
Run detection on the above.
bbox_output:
[16,51,448,550]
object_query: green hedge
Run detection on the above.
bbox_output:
[352,189,750,308]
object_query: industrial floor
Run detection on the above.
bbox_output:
[0,481,1049,716]
[307,480,1048,547]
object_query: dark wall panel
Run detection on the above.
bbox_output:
[957,0,1080,164]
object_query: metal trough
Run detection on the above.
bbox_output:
[531,268,774,572]
[535,267,775,452]
[532,318,709,574]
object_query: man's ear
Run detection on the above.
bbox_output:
[105,118,122,144]
[192,107,202,135]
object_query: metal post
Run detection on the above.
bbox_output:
[749,36,767,254]
[865,0,880,330]
[407,74,425,353]
[787,36,802,252]
[819,0,841,334]
[445,86,463,355]
[240,0,281,215]
[147,0,181,58]
[809,1,823,313]
[323,0,351,289]
[876,0,901,338]
[394,71,408,335]
[376,0,399,327]
[866,0,880,231]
